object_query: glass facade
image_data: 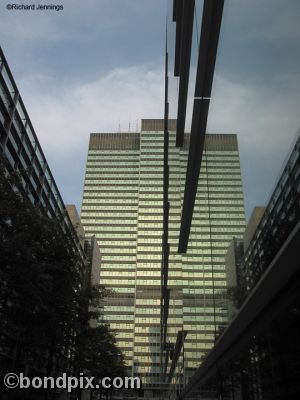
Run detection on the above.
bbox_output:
[182,133,300,400]
[81,119,245,394]
[0,47,83,258]
[243,134,300,290]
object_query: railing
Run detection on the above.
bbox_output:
[243,135,300,290]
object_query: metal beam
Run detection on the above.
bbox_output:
[175,0,195,147]
[174,0,183,77]
[178,0,224,253]
[178,98,209,252]
[168,330,188,383]
[172,0,177,22]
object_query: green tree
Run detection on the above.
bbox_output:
[78,323,126,400]
[0,159,82,383]
[0,159,126,399]
[81,324,126,379]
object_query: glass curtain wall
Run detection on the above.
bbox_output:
[165,1,246,396]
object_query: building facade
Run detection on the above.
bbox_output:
[0,47,95,386]
[81,119,245,395]
[182,133,300,400]
[0,47,83,258]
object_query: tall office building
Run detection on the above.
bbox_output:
[80,119,245,395]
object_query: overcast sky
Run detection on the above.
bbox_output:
[1,0,299,220]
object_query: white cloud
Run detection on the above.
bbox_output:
[17,64,164,209]
[208,74,300,155]
[21,64,164,151]
[14,62,300,220]
[207,74,300,218]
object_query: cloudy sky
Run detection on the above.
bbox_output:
[1,0,299,219]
